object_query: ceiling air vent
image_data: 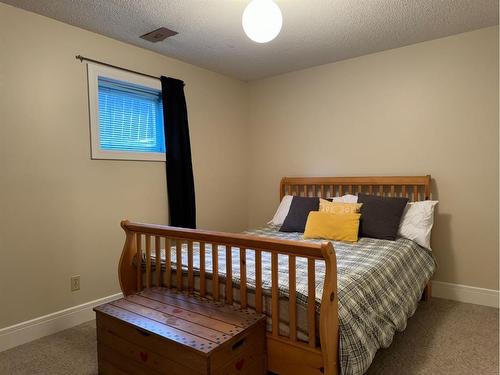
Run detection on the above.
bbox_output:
[140,27,178,43]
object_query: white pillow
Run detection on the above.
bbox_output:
[398,201,438,250]
[330,194,358,203]
[268,195,293,226]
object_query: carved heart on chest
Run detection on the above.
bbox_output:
[235,358,245,371]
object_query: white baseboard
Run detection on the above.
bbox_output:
[0,292,122,353]
[1,281,497,353]
[432,281,499,308]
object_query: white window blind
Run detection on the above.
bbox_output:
[98,77,165,153]
[87,63,166,161]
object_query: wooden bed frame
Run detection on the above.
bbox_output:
[118,176,432,375]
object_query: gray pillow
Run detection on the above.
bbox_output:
[358,193,408,240]
[279,196,319,233]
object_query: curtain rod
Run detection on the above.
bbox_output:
[75,55,160,81]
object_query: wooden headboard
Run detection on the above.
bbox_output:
[280,176,431,202]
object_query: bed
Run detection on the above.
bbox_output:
[118,176,436,375]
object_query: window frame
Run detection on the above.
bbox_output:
[87,63,166,161]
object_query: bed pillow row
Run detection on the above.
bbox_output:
[276,194,408,240]
[270,194,438,249]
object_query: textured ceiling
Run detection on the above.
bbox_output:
[2,0,498,80]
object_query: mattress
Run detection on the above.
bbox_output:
[143,225,436,375]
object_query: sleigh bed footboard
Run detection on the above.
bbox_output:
[118,220,339,375]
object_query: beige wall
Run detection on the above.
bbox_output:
[247,26,499,290]
[0,4,249,328]
[0,4,498,329]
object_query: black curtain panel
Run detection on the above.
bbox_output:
[161,76,196,229]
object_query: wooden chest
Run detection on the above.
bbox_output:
[94,287,267,375]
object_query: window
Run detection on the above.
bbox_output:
[87,63,165,161]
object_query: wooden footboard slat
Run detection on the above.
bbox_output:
[165,238,172,288]
[240,248,247,308]
[308,258,316,348]
[155,236,161,287]
[176,240,182,291]
[199,242,206,298]
[271,252,279,337]
[136,233,142,291]
[187,240,194,293]
[145,235,152,289]
[212,243,219,301]
[289,255,297,341]
[255,250,263,313]
[225,245,233,304]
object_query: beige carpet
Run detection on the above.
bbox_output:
[0,298,498,375]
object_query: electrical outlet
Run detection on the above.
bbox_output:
[71,275,80,292]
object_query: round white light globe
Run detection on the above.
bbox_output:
[242,0,283,43]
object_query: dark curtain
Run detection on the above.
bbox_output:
[161,77,196,229]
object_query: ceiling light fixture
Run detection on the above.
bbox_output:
[242,0,283,43]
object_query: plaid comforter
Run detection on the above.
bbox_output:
[149,226,436,375]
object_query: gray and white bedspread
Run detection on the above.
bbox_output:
[147,225,436,375]
[247,226,436,375]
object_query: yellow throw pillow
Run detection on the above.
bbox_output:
[303,211,361,242]
[319,198,362,214]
